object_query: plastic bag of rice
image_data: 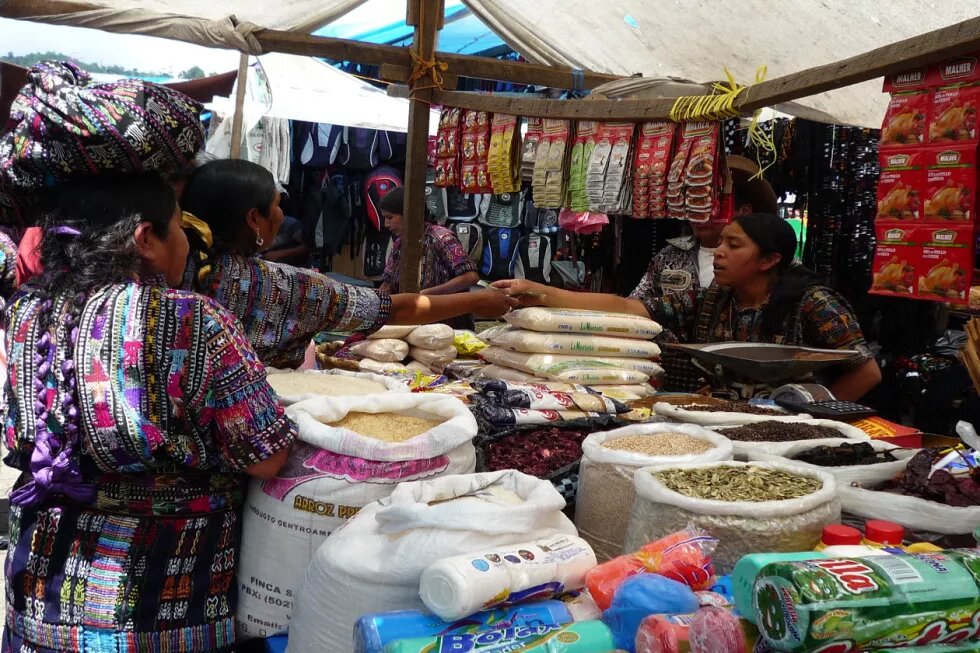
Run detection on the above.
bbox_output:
[368,325,418,340]
[481,347,658,385]
[348,338,409,363]
[574,424,733,562]
[624,461,839,573]
[505,307,662,340]
[265,369,409,405]
[406,323,455,350]
[480,364,547,383]
[359,358,409,374]
[411,345,457,370]
[486,327,662,359]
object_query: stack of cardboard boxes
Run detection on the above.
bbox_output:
[872,52,979,305]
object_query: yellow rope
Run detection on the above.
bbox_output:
[408,7,448,97]
[668,66,775,178]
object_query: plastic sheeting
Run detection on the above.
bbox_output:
[461,0,980,128]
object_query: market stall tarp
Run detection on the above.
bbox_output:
[0,0,368,51]
[459,0,980,128]
[3,0,980,127]
[205,53,439,134]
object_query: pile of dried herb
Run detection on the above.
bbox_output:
[654,465,822,502]
[675,400,786,416]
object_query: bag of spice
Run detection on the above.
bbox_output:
[715,418,871,459]
[574,424,733,563]
[746,439,916,486]
[839,484,980,536]
[625,461,839,574]
[653,400,813,427]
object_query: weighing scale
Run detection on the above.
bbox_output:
[665,342,877,418]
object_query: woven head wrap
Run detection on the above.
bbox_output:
[0,61,205,225]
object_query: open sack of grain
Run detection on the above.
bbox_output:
[265,369,409,405]
[236,394,476,640]
[714,419,871,459]
[287,470,575,653]
[574,424,733,562]
[624,461,839,574]
[476,308,664,387]
[746,439,916,486]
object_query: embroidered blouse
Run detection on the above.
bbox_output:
[190,253,393,368]
[3,282,296,478]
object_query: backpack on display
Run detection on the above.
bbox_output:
[480,227,522,280]
[523,201,560,234]
[445,187,487,222]
[426,171,448,224]
[301,173,353,265]
[298,122,343,167]
[480,191,524,228]
[451,222,484,265]
[362,228,392,281]
[379,131,408,165]
[363,165,404,231]
[337,127,381,170]
[514,233,553,284]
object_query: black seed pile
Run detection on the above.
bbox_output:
[719,421,844,443]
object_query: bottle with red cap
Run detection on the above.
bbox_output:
[862,520,905,550]
[814,524,863,551]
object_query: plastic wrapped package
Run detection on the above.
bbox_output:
[575,424,733,562]
[410,345,457,370]
[504,307,663,339]
[349,338,410,363]
[747,439,916,485]
[602,574,699,651]
[485,327,663,359]
[624,461,839,574]
[368,325,418,340]
[406,323,455,350]
[586,527,717,611]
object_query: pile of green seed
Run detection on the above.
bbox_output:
[654,465,822,502]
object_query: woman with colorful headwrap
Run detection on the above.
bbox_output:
[179,159,515,369]
[0,63,295,653]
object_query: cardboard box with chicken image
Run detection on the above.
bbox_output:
[871,224,974,305]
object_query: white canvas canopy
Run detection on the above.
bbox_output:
[206,53,439,134]
[3,0,980,127]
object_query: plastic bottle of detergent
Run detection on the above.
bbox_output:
[814,524,862,551]
[354,601,572,653]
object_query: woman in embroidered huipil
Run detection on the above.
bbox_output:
[0,64,295,653]
[180,159,515,369]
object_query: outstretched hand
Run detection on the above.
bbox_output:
[470,289,520,318]
[491,279,549,307]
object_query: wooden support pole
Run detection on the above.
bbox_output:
[229,53,250,159]
[399,0,442,293]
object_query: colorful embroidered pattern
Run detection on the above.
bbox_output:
[192,253,392,369]
[382,224,478,293]
[2,281,296,652]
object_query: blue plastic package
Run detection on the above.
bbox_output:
[602,574,700,652]
[262,634,288,653]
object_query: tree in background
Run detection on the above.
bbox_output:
[180,66,206,80]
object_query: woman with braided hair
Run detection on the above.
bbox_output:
[0,64,295,652]
[180,159,515,369]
